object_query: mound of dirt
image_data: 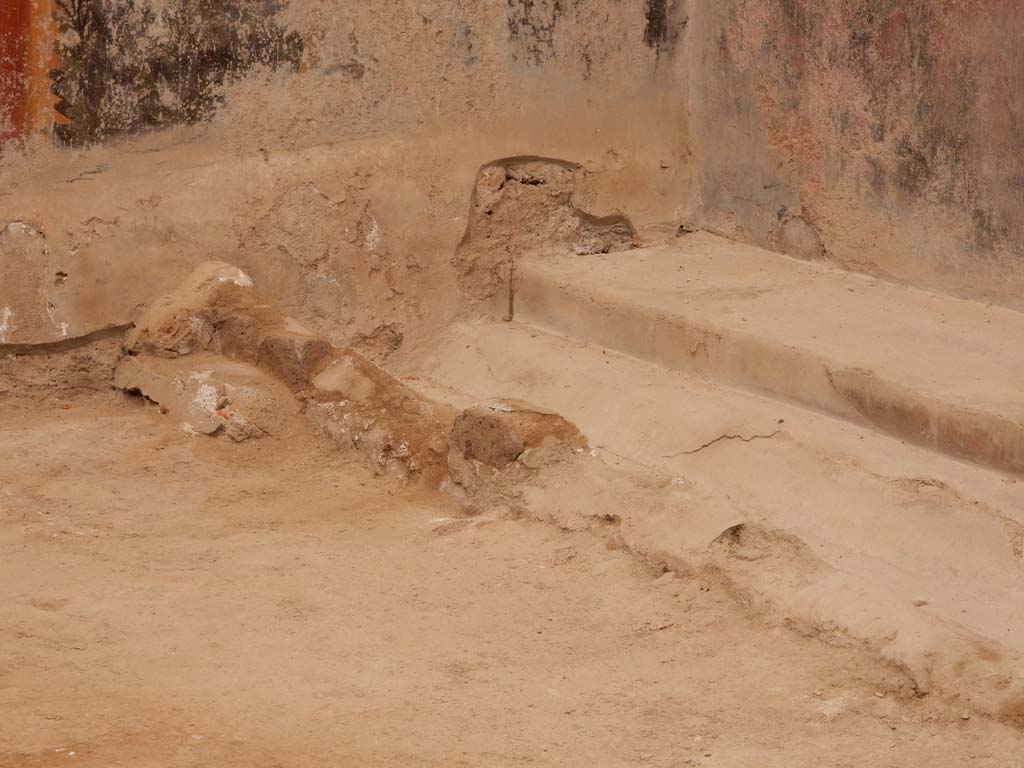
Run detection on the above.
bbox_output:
[119,261,590,487]
[114,353,300,441]
[451,399,587,469]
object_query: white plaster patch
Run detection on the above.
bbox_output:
[214,267,254,288]
[177,372,222,417]
[818,695,848,722]
[231,269,254,287]
[0,307,13,343]
[192,383,221,414]
[45,299,61,334]
[364,215,380,252]
[4,221,40,237]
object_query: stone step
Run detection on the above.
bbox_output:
[513,232,1024,476]
[398,320,1024,719]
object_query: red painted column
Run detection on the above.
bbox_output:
[1,0,30,142]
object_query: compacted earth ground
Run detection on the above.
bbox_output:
[3,5,1022,765]
[3,382,1024,768]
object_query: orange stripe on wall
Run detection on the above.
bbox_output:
[26,0,62,133]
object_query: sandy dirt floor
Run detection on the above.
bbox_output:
[2,389,1023,768]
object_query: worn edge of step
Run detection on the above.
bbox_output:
[404,322,1024,725]
[514,263,1024,477]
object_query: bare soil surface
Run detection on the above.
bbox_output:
[3,390,1023,767]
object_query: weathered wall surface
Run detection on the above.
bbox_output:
[0,0,692,353]
[691,0,1024,308]
[7,0,1018,346]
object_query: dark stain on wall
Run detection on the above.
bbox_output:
[52,0,303,145]
[894,135,930,196]
[643,0,684,54]
[507,0,564,65]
